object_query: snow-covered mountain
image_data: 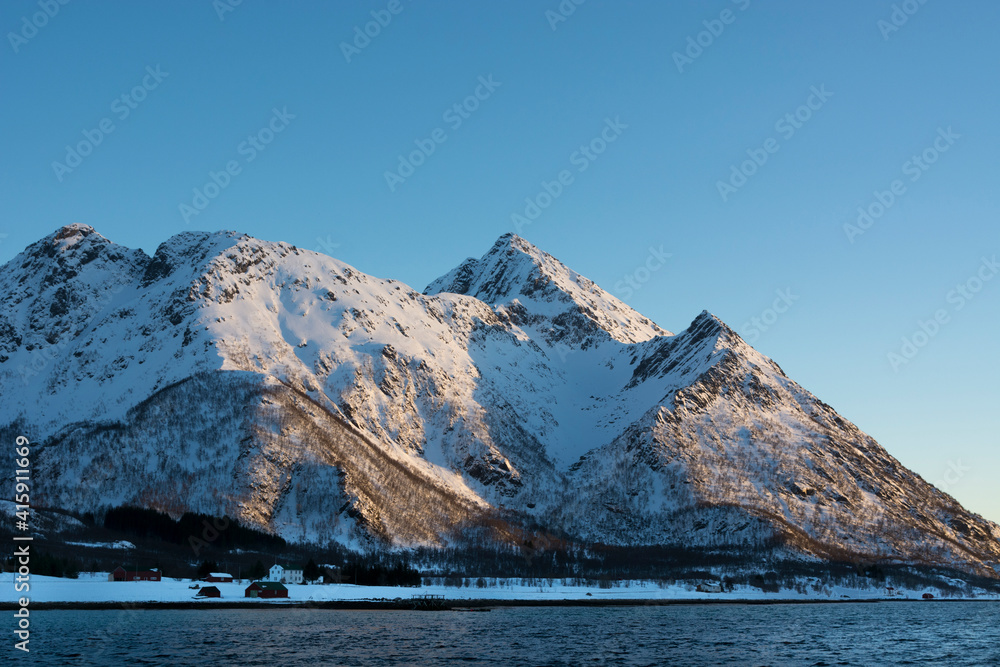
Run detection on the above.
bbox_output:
[2,225,998,575]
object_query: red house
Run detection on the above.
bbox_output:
[109,566,162,582]
[245,581,288,599]
[204,573,234,583]
[922,593,935,600]
[196,586,222,598]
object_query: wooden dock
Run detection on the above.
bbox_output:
[410,594,448,610]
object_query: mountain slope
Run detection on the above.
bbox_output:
[559,314,1000,572]
[2,225,998,574]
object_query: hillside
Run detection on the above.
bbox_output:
[2,225,998,576]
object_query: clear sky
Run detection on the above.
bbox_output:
[2,1,998,523]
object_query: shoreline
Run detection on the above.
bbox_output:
[3,597,992,611]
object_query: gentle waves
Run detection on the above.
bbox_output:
[9,602,1000,666]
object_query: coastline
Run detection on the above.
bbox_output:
[6,573,998,610]
[4,597,992,611]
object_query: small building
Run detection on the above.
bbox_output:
[697,583,723,593]
[196,585,221,598]
[922,593,935,600]
[269,564,303,585]
[109,566,162,582]
[246,581,288,599]
[204,573,233,583]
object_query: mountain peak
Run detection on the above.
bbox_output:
[689,309,732,338]
[491,232,533,252]
[425,234,562,300]
[52,222,98,239]
[425,234,670,344]
[4,224,145,276]
[683,309,772,368]
[45,224,109,254]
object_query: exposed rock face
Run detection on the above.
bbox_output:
[2,225,998,574]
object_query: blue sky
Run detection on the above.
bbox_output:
[2,1,998,523]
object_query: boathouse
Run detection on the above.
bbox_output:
[245,581,288,599]
[197,586,222,598]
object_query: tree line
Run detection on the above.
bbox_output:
[103,505,286,551]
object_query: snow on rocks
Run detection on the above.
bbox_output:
[2,227,999,576]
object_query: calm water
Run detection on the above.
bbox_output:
[7,603,999,666]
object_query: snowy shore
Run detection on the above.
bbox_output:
[5,573,998,606]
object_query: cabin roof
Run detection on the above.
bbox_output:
[249,581,288,591]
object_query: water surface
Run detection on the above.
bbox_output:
[9,602,999,665]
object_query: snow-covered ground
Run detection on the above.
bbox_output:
[64,540,135,550]
[5,573,997,604]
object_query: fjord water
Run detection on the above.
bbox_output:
[11,603,999,665]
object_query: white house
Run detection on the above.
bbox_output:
[269,563,303,584]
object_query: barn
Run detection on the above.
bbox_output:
[245,581,288,599]
[197,586,222,598]
[204,573,234,583]
[109,566,162,582]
